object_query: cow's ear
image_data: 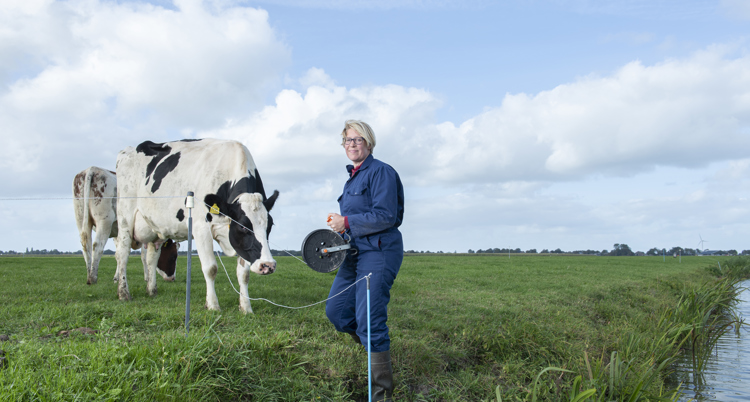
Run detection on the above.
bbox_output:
[204,194,231,218]
[263,190,279,212]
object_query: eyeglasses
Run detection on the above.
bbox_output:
[344,137,366,145]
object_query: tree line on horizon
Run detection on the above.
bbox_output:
[2,243,747,257]
[461,243,747,256]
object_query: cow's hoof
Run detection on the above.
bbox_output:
[204,303,221,311]
[148,289,158,297]
[164,276,175,282]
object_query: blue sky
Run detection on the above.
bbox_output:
[1,0,750,254]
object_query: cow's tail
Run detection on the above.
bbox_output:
[82,167,94,239]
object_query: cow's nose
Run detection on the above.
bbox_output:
[262,262,276,274]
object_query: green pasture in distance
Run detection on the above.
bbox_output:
[0,254,732,401]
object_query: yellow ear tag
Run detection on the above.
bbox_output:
[210,204,220,214]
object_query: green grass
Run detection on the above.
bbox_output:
[0,254,745,401]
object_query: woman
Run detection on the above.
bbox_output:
[326,120,404,401]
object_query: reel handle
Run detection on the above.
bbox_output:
[327,214,346,235]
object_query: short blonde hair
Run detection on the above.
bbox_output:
[341,119,376,153]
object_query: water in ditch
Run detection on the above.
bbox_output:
[675,280,750,401]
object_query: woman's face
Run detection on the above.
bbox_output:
[344,127,370,166]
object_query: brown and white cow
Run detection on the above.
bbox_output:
[73,167,178,285]
[114,139,278,313]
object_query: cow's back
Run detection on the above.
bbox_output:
[116,139,258,235]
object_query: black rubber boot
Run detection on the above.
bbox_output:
[371,350,394,402]
[348,332,361,345]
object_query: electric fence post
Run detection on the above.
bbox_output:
[367,273,372,402]
[185,191,194,336]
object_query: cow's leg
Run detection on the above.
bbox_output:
[112,237,121,282]
[236,258,253,314]
[194,229,220,311]
[115,233,132,301]
[144,241,162,296]
[141,245,149,282]
[89,221,112,285]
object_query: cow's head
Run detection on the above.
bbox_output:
[205,188,279,275]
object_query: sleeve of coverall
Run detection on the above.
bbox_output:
[346,165,400,238]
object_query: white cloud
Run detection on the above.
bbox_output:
[0,0,289,194]
[407,46,750,184]
[201,75,440,190]
[215,46,750,190]
[1,0,749,254]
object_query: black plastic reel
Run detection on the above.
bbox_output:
[301,229,355,273]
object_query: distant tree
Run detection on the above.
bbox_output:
[742,250,750,256]
[526,249,537,254]
[611,244,634,256]
[646,248,659,256]
[540,249,549,253]
[728,250,738,256]
[467,249,475,254]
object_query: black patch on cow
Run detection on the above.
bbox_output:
[266,213,274,237]
[137,142,172,183]
[252,169,267,199]
[205,213,213,222]
[137,141,171,157]
[157,239,178,277]
[176,209,185,222]
[150,152,180,193]
[136,141,181,192]
[229,215,263,264]
[204,178,253,214]
[179,139,202,142]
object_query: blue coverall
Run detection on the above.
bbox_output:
[325,154,404,353]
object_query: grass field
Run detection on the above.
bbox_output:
[0,254,746,401]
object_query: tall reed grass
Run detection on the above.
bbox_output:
[511,256,750,402]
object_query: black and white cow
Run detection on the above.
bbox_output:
[73,167,178,285]
[114,139,279,313]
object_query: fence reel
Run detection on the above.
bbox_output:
[301,229,357,273]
